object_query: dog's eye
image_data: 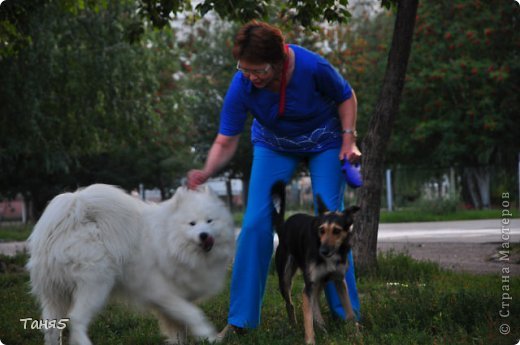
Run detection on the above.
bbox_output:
[333,229,341,235]
[319,229,325,236]
[207,219,213,224]
[189,221,196,226]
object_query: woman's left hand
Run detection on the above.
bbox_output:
[339,138,362,163]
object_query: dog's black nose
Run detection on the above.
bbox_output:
[199,232,214,252]
[319,245,333,257]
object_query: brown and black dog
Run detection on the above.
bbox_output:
[272,181,359,345]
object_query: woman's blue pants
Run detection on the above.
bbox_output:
[228,145,361,328]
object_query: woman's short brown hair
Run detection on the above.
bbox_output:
[232,20,286,65]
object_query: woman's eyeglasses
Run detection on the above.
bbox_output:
[236,61,271,77]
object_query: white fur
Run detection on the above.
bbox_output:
[27,183,235,345]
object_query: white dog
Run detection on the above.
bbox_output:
[27,184,235,345]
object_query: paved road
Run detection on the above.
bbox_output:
[377,219,520,275]
[378,218,520,243]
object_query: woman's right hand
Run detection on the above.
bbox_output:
[187,169,210,190]
[186,134,241,190]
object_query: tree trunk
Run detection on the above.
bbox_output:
[474,167,491,209]
[353,0,419,273]
[226,178,234,210]
[462,166,491,209]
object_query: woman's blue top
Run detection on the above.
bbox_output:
[219,44,353,153]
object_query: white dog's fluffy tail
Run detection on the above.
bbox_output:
[27,184,143,261]
[27,185,144,313]
[27,191,81,259]
[25,190,82,330]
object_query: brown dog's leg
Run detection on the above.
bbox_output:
[276,252,298,325]
[334,279,355,320]
[311,284,326,331]
[302,290,315,345]
[286,295,297,326]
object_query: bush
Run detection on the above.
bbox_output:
[413,195,460,215]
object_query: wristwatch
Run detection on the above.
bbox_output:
[342,129,358,138]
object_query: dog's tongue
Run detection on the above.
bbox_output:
[201,236,215,252]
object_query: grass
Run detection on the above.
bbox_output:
[0,223,32,242]
[0,210,515,343]
[0,252,518,345]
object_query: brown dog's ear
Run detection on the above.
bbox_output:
[316,194,329,215]
[345,205,360,214]
[343,205,360,225]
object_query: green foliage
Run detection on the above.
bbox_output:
[176,19,236,163]
[390,0,520,168]
[177,18,254,182]
[135,0,353,29]
[195,0,268,23]
[0,0,194,211]
[279,0,351,27]
[137,0,191,28]
[1,1,160,161]
[381,0,398,11]
[326,0,519,209]
[0,0,44,59]
[411,195,460,215]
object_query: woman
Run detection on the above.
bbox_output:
[187,20,362,335]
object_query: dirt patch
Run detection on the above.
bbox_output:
[378,242,520,276]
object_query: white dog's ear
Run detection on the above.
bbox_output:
[196,184,217,197]
[196,184,209,193]
[172,186,187,196]
[168,186,188,210]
